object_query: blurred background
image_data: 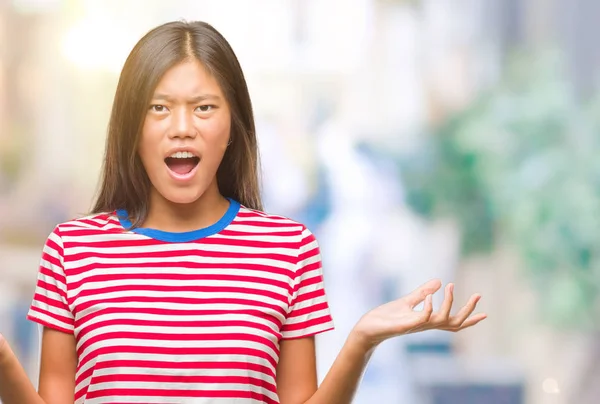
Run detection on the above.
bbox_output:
[1,0,599,403]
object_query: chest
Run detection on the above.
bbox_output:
[63,240,296,365]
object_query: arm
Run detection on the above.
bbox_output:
[38,327,77,403]
[303,333,372,404]
[0,328,76,404]
[277,280,486,404]
[13,225,77,403]
[276,337,318,404]
[0,334,45,404]
[276,335,372,404]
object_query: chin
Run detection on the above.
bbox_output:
[158,186,207,206]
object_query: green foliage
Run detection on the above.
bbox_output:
[401,51,600,329]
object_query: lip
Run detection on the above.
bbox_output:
[164,146,201,159]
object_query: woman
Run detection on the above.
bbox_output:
[0,20,485,404]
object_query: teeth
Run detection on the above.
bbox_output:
[169,151,195,158]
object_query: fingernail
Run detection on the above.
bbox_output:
[449,284,454,293]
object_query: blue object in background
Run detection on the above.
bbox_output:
[428,384,524,404]
[11,301,36,363]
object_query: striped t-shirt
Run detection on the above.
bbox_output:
[27,199,334,404]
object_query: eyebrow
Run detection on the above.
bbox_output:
[151,94,222,103]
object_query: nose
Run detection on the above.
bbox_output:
[168,108,197,139]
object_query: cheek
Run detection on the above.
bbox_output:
[138,124,162,169]
[137,137,151,168]
[202,117,231,152]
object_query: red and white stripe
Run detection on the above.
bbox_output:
[27,206,334,403]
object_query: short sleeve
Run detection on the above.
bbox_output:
[281,226,334,340]
[26,226,74,334]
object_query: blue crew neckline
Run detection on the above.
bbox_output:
[116,198,240,242]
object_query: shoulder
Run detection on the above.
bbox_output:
[235,205,316,244]
[38,212,121,263]
[236,205,307,231]
[235,206,322,272]
[50,211,123,238]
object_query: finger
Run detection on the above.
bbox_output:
[451,293,480,322]
[426,283,454,326]
[437,283,454,321]
[404,294,434,334]
[422,294,434,321]
[404,279,442,308]
[449,294,481,327]
[443,313,487,332]
[460,313,487,328]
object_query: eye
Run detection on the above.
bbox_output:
[149,104,168,113]
[196,105,215,113]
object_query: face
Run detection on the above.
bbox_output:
[138,60,231,205]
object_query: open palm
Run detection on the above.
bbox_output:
[353,279,486,348]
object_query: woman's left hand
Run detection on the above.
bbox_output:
[350,279,487,350]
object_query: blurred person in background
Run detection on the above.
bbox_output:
[0,20,485,404]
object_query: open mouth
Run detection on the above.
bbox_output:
[164,151,200,175]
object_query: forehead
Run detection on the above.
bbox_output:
[153,60,223,96]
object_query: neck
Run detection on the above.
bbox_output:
[144,184,230,233]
